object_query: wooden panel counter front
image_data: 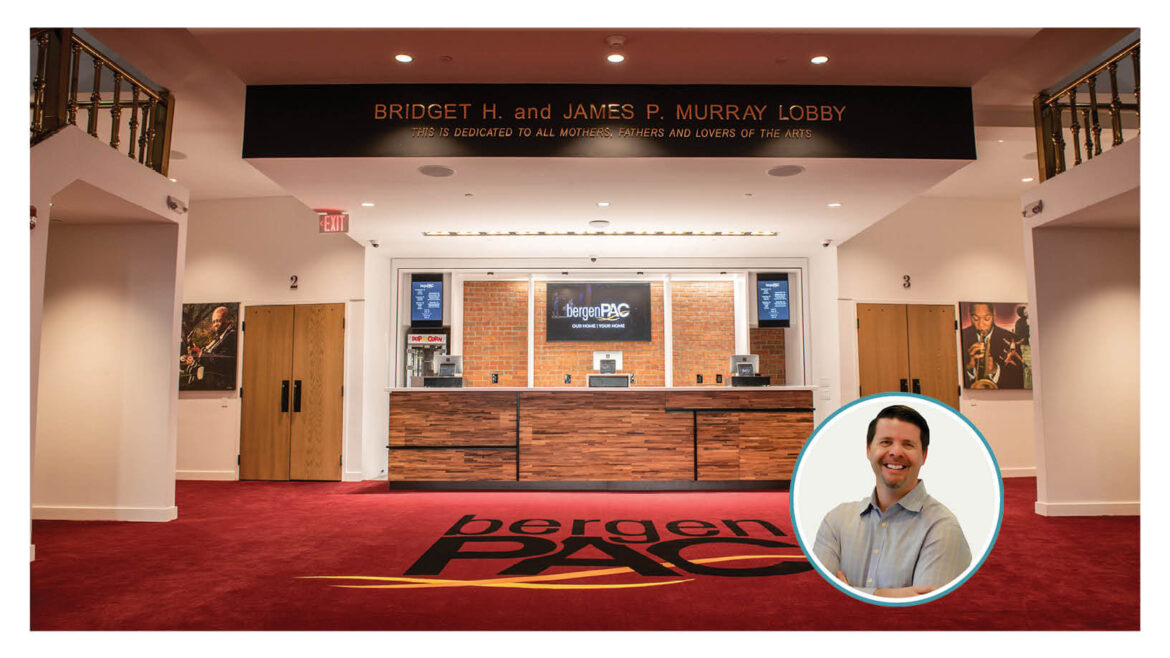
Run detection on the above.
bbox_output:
[387,387,815,489]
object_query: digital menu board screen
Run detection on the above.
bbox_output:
[757,273,790,328]
[411,274,443,327]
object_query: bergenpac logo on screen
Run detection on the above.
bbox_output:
[563,301,630,322]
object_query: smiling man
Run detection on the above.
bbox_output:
[813,404,971,598]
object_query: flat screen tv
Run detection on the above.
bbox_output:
[546,282,652,342]
[757,273,790,328]
[410,274,443,327]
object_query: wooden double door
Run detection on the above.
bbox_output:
[857,303,959,410]
[240,303,345,480]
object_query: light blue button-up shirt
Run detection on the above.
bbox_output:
[813,480,971,595]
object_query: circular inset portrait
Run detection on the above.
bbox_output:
[790,393,1002,606]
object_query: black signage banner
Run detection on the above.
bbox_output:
[243,84,975,159]
[546,283,652,342]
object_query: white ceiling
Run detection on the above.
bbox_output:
[81,27,1136,256]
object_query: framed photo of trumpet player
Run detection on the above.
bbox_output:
[959,302,1031,390]
[179,302,239,391]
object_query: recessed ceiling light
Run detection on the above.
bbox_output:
[810,55,829,65]
[589,220,611,229]
[605,35,627,63]
[997,139,1005,143]
[361,202,375,207]
[827,202,842,207]
[418,165,455,177]
[768,165,805,177]
[168,178,178,183]
[597,202,610,207]
[1021,177,1035,183]
[395,54,413,63]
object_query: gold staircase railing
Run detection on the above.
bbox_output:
[31,28,175,176]
[1033,39,1139,182]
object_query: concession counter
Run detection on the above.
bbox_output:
[386,386,815,489]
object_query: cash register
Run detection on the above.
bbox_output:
[729,354,770,387]
[424,354,464,387]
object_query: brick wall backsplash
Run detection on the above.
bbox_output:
[459,280,781,387]
[671,281,735,386]
[749,326,786,384]
[535,282,665,387]
[461,281,529,387]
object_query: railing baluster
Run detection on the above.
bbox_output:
[1050,102,1066,175]
[67,41,80,125]
[1088,74,1103,156]
[143,97,157,168]
[1108,61,1123,146]
[110,72,123,149]
[1131,46,1140,131]
[138,97,149,164]
[128,86,140,159]
[1067,88,1082,166]
[32,32,50,135]
[1081,105,1093,161]
[87,56,103,137]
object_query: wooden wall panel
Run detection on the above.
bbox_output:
[697,411,814,480]
[518,392,693,480]
[666,388,812,410]
[389,392,517,447]
[389,450,516,481]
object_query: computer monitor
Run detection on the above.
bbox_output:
[592,351,623,372]
[729,354,759,376]
[435,354,462,376]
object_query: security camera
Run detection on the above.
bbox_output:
[822,239,833,248]
[369,239,380,248]
[166,195,188,214]
[589,255,598,263]
[1021,200,1044,218]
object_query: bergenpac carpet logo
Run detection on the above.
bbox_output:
[302,514,813,590]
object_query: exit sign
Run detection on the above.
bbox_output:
[319,213,349,234]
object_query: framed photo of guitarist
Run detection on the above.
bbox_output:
[958,301,1031,390]
[179,302,239,391]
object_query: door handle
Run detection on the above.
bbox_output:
[899,378,908,392]
[293,380,302,412]
[281,380,289,412]
[912,378,921,394]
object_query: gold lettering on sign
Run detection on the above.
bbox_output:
[675,104,768,121]
[372,103,472,120]
[777,105,846,121]
[561,103,636,120]
[514,104,552,119]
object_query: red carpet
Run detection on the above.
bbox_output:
[30,477,1138,630]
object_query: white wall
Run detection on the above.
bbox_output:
[361,250,392,479]
[1019,138,1140,516]
[837,196,1036,476]
[179,196,365,480]
[1030,227,1139,515]
[34,223,182,520]
[31,126,189,522]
